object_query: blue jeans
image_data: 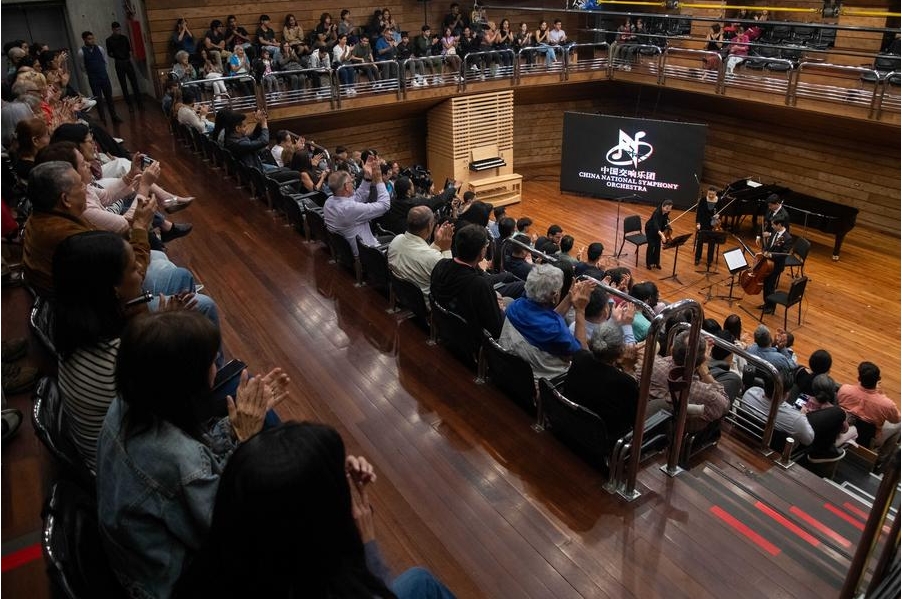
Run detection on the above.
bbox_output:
[144,250,195,295]
[392,568,456,599]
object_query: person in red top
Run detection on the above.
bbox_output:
[837,361,900,471]
[725,25,749,75]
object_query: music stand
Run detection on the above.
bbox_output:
[694,229,728,274]
[717,247,748,306]
[660,233,692,284]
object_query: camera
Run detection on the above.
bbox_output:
[401,165,432,195]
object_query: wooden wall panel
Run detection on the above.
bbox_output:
[511,83,899,235]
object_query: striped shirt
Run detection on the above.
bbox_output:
[58,339,120,472]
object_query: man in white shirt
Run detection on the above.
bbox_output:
[547,19,572,62]
[387,206,453,300]
[323,155,390,255]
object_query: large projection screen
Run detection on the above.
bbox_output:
[560,112,707,207]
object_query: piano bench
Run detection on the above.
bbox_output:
[467,173,523,207]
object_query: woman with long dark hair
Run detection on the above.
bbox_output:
[177,421,456,598]
[97,309,288,598]
[53,231,147,471]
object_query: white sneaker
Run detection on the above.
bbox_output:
[346,88,357,96]
[77,97,97,111]
[470,64,480,72]
[421,77,429,87]
[622,64,632,72]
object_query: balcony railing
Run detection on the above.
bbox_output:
[173,35,900,121]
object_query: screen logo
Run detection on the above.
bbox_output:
[605,130,653,168]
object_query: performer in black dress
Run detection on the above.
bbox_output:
[695,187,720,267]
[644,199,672,269]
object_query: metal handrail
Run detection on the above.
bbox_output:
[661,47,724,89]
[399,56,461,95]
[839,449,900,598]
[667,321,784,456]
[795,61,884,117]
[334,61,401,108]
[619,297,704,500]
[461,48,517,90]
[179,74,259,112]
[724,56,795,104]
[561,42,613,79]
[258,67,334,108]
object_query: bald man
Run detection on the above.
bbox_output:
[387,206,453,300]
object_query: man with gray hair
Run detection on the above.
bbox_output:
[323,154,391,256]
[499,263,594,380]
[746,324,795,385]
[387,206,453,300]
[24,161,154,297]
[645,328,729,431]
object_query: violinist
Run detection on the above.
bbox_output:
[644,199,673,270]
[695,186,720,267]
[757,215,792,314]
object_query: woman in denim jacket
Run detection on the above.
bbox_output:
[97,310,286,599]
[176,421,456,598]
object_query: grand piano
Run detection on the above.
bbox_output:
[717,178,859,259]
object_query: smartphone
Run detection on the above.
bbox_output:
[141,155,154,170]
[212,359,247,393]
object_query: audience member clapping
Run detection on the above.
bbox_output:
[499,265,595,380]
[96,310,288,598]
[175,421,456,598]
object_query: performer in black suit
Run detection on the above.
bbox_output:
[695,186,720,267]
[762,193,790,238]
[644,199,672,270]
[759,215,793,314]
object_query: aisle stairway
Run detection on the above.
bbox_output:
[678,459,895,593]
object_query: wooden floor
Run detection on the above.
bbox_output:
[1,102,898,598]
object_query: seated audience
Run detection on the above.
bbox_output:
[741,374,847,462]
[97,311,286,598]
[499,264,594,380]
[555,234,578,265]
[488,205,506,239]
[171,50,197,84]
[387,206,454,300]
[176,88,213,134]
[534,224,563,250]
[573,242,605,278]
[36,141,192,245]
[568,286,636,345]
[431,223,505,339]
[503,233,534,280]
[176,421,456,598]
[564,321,639,440]
[11,116,49,180]
[645,330,729,432]
[323,158,391,255]
[746,324,795,387]
[221,109,295,181]
[791,349,833,399]
[837,361,901,468]
[707,330,743,403]
[627,281,659,342]
[53,230,207,471]
[378,175,456,235]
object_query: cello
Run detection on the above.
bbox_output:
[733,235,773,295]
